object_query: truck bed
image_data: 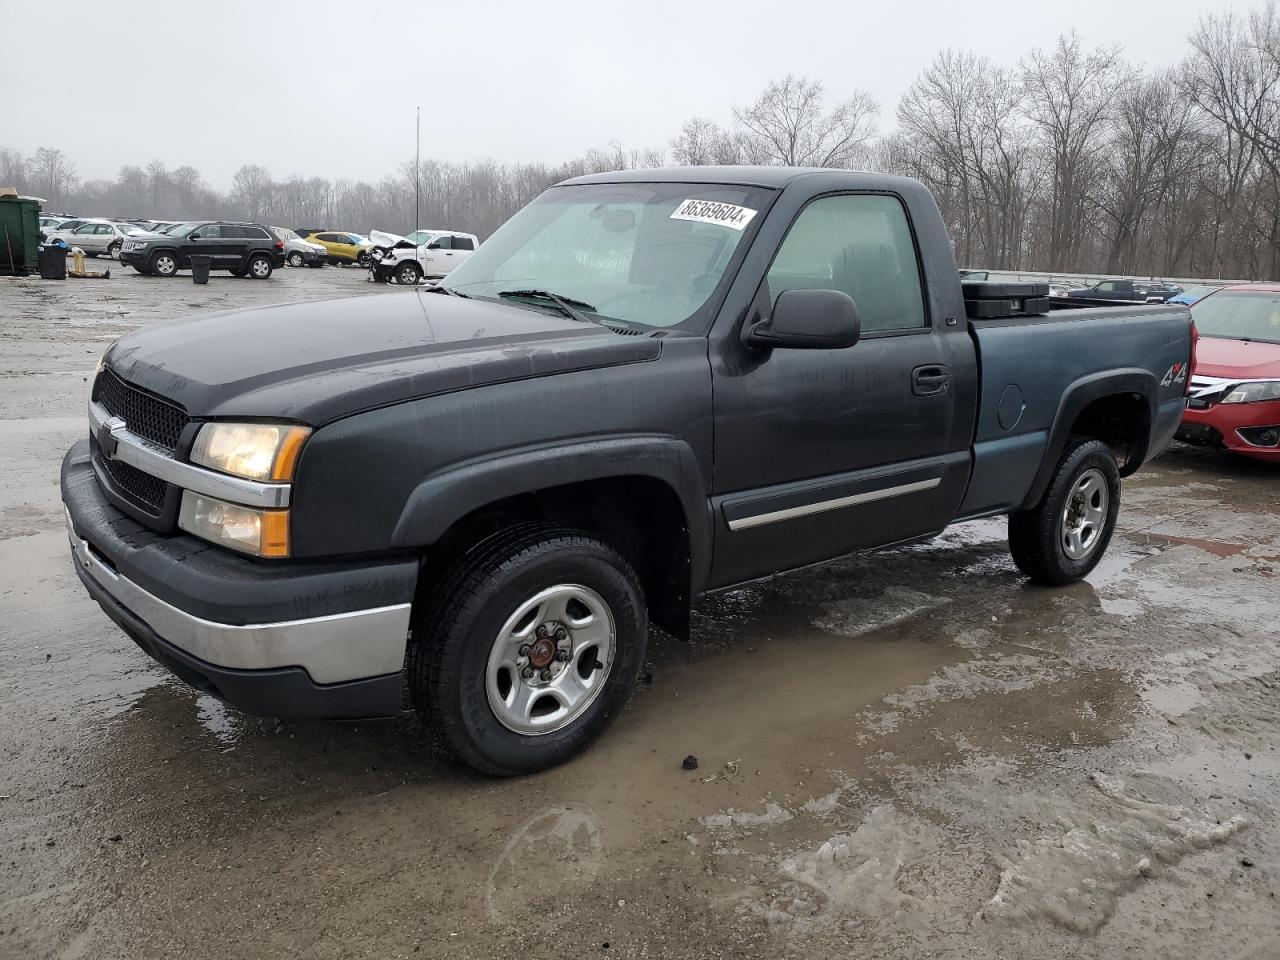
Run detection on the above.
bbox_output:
[958,303,1193,519]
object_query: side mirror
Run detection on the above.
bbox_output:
[426,241,442,250]
[189,232,202,240]
[746,289,861,350]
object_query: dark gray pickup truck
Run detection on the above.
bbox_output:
[62,167,1193,775]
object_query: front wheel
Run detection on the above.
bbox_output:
[394,260,422,285]
[107,241,121,260]
[150,251,178,277]
[287,251,304,267]
[1008,438,1121,585]
[407,525,648,777]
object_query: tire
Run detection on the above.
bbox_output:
[394,260,422,285]
[407,524,648,777]
[288,251,304,267]
[247,254,273,279]
[107,241,121,260]
[1008,438,1121,586]
[149,251,178,277]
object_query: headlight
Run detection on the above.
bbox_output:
[179,492,289,557]
[190,421,311,481]
[1222,381,1280,404]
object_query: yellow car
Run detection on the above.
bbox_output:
[307,231,371,266]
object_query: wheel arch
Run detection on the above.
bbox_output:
[1019,368,1157,511]
[392,437,711,639]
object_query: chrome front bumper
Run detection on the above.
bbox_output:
[64,505,412,685]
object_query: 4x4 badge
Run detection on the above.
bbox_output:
[98,416,125,458]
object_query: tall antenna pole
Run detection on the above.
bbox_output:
[415,106,421,248]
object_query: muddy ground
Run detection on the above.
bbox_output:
[1,265,1278,960]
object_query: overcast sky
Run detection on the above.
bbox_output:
[4,0,1253,188]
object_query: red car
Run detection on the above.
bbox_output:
[1178,283,1280,462]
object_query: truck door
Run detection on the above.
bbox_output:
[426,234,453,275]
[708,192,977,587]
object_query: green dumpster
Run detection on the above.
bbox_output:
[0,192,42,276]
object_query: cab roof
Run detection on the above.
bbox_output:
[558,165,920,192]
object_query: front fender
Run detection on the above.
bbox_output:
[390,434,713,593]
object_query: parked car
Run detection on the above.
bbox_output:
[62,167,1192,776]
[45,219,148,259]
[1177,284,1280,461]
[1048,279,1089,297]
[46,217,91,235]
[370,229,479,284]
[307,231,371,266]
[271,227,328,268]
[1167,284,1219,306]
[39,215,67,234]
[119,221,285,278]
[1066,279,1178,302]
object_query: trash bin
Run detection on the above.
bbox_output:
[190,255,211,285]
[38,245,67,280]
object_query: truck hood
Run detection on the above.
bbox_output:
[1194,335,1280,380]
[104,292,662,425]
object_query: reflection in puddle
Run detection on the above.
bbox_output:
[195,694,241,744]
[485,804,604,924]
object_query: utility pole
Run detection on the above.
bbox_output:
[415,106,421,251]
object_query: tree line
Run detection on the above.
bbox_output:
[4,4,1278,279]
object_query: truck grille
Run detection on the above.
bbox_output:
[101,456,167,514]
[93,368,190,451]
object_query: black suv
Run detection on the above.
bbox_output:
[120,221,286,279]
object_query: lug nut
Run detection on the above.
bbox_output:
[539,669,552,681]
[555,649,571,663]
[518,644,531,657]
[521,667,535,680]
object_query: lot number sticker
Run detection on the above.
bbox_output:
[670,199,758,231]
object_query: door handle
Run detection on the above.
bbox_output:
[912,364,950,397]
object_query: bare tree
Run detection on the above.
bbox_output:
[1021,33,1127,269]
[733,75,878,168]
[25,147,78,205]
[670,117,740,165]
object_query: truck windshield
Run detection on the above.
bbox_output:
[1192,290,1280,344]
[440,181,773,328]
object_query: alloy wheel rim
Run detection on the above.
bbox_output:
[1061,468,1108,560]
[252,260,269,277]
[485,584,615,736]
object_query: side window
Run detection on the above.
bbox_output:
[244,226,270,240]
[75,224,96,234]
[220,225,247,239]
[431,235,452,250]
[1097,281,1116,292]
[765,194,927,333]
[452,235,475,251]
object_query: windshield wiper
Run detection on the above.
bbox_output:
[498,289,597,325]
[424,285,469,298]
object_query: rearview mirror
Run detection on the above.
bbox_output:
[746,289,861,350]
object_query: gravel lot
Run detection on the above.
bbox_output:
[1,265,1278,959]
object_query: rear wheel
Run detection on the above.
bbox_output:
[1009,438,1121,585]
[395,260,422,285]
[407,525,648,777]
[150,251,178,277]
[247,254,273,279]
[287,251,304,267]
